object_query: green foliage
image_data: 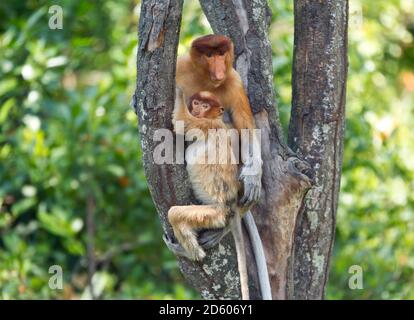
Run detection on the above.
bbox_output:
[328,0,414,300]
[0,0,413,299]
[0,0,195,299]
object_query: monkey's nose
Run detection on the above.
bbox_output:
[211,72,225,82]
[214,73,225,81]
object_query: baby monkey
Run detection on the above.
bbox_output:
[168,88,250,299]
[187,92,225,119]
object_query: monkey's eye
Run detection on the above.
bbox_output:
[219,51,225,56]
[206,52,213,58]
[202,104,209,109]
[193,100,200,106]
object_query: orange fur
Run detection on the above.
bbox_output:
[176,35,255,133]
[168,89,248,262]
[171,35,260,300]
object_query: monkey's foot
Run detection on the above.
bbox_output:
[163,233,193,260]
[188,246,206,261]
[162,233,206,261]
[198,227,230,249]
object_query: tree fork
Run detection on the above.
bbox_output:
[134,0,348,300]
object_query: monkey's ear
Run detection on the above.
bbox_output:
[188,101,193,113]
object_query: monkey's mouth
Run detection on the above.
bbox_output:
[211,79,225,87]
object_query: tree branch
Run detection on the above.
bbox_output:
[86,194,96,300]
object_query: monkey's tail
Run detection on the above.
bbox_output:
[243,211,272,300]
[231,213,249,300]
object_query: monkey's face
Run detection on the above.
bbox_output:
[190,99,224,119]
[191,35,234,87]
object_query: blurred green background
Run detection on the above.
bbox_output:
[0,0,413,299]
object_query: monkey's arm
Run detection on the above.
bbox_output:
[239,125,263,207]
[228,81,263,207]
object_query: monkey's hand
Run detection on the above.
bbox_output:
[239,165,262,207]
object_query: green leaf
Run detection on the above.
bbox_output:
[0,98,14,125]
[63,238,85,256]
[37,206,76,238]
[11,198,36,217]
[106,164,125,177]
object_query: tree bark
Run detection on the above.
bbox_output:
[288,0,349,299]
[134,0,347,300]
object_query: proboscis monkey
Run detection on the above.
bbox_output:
[176,34,262,207]
[164,35,271,300]
[168,89,250,299]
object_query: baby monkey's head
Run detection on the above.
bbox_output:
[188,91,224,119]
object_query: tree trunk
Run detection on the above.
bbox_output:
[289,0,349,299]
[134,0,348,300]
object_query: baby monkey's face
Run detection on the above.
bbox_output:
[191,99,224,119]
[188,92,224,119]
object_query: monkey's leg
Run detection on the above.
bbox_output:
[163,225,230,259]
[168,205,227,261]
